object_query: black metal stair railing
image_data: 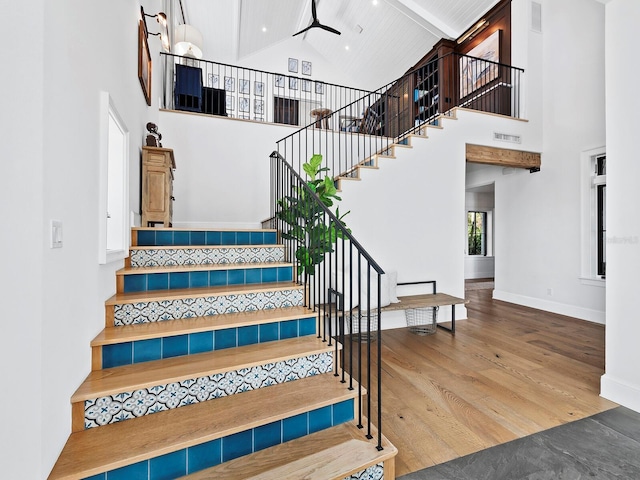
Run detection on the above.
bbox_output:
[269,151,385,450]
[276,52,524,182]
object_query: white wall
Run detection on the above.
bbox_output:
[2,1,155,477]
[483,0,606,323]
[160,111,299,227]
[1,2,45,479]
[600,0,640,412]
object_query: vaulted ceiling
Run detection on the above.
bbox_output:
[179,0,500,86]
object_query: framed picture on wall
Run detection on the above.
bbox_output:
[137,20,152,106]
[275,75,285,88]
[302,61,312,76]
[288,58,298,73]
[239,97,250,113]
[289,77,298,90]
[255,81,264,96]
[315,82,324,95]
[224,76,235,92]
[208,74,219,88]
[302,79,311,92]
[239,79,250,95]
[460,30,500,97]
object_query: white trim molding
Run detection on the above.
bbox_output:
[601,374,640,412]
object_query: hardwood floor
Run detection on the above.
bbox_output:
[349,288,617,477]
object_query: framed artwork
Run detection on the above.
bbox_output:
[254,99,264,115]
[239,97,250,113]
[208,74,219,88]
[255,81,264,96]
[302,79,312,92]
[275,75,285,88]
[460,30,500,97]
[315,82,324,95]
[224,76,235,92]
[289,77,298,90]
[137,20,152,106]
[302,61,312,76]
[288,57,298,73]
[239,79,250,95]
[226,95,235,111]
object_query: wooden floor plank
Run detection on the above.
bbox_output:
[350,288,616,476]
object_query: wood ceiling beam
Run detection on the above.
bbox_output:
[466,143,541,170]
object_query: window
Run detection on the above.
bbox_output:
[595,155,606,277]
[468,211,487,256]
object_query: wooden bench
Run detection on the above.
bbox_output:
[380,292,466,335]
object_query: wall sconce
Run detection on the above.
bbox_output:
[174,24,204,59]
[141,6,170,51]
[457,19,489,44]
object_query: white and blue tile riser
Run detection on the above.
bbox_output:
[130,246,285,267]
[102,317,317,368]
[81,399,354,480]
[113,289,304,325]
[122,265,293,293]
[135,229,278,247]
[84,352,333,428]
[346,463,384,480]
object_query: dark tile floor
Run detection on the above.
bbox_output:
[399,407,640,480]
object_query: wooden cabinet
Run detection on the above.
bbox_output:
[141,146,175,227]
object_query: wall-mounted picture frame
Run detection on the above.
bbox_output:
[275,75,285,88]
[288,58,298,73]
[239,79,250,95]
[254,99,264,115]
[226,95,235,111]
[255,81,264,96]
[315,82,324,95]
[302,79,312,92]
[289,77,298,90]
[460,29,500,98]
[239,97,250,113]
[137,20,152,106]
[224,76,235,92]
[302,61,312,76]
[208,73,219,88]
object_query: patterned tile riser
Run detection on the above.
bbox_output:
[113,289,304,326]
[129,246,285,268]
[345,463,384,480]
[84,352,333,428]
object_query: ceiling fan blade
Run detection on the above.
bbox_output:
[311,0,318,21]
[293,24,314,37]
[318,23,341,35]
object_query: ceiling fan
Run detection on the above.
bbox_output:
[293,0,341,37]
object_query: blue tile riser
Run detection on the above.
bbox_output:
[123,266,293,293]
[129,246,285,268]
[102,317,318,368]
[136,230,278,247]
[81,399,354,480]
[112,289,304,326]
[84,352,334,428]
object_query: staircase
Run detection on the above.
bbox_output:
[49,227,396,480]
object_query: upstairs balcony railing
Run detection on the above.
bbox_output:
[275,52,524,182]
[160,53,372,127]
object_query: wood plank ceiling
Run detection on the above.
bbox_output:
[177,0,501,87]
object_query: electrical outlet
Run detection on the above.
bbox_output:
[51,220,63,248]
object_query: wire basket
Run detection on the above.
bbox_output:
[405,306,438,335]
[346,311,379,342]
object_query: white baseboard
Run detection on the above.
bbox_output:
[601,374,640,413]
[492,290,605,324]
[171,221,263,230]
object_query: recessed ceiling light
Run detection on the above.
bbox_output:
[262,26,267,32]
[345,45,350,50]
[372,0,378,5]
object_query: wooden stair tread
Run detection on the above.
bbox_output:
[105,281,301,305]
[132,227,277,233]
[73,336,337,402]
[50,375,358,480]
[180,422,397,480]
[129,244,281,251]
[92,306,315,346]
[117,261,292,276]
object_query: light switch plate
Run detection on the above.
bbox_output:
[51,220,63,248]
